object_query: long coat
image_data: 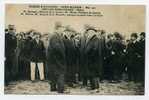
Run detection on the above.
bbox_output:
[126,41,139,69]
[5,32,17,84]
[19,37,33,79]
[80,35,87,77]
[137,39,145,82]
[63,36,76,80]
[105,40,114,79]
[138,39,145,60]
[47,33,66,78]
[80,34,101,77]
[98,37,105,78]
[111,39,125,69]
[126,41,140,76]
[5,33,17,58]
[16,39,25,79]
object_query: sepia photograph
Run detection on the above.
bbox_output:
[4,4,145,95]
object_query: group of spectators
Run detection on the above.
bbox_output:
[5,23,145,93]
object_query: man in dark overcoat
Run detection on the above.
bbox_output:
[47,25,66,93]
[21,30,35,80]
[80,28,100,90]
[5,25,17,85]
[16,33,25,80]
[137,32,145,83]
[126,33,140,82]
[63,29,76,87]
[111,32,125,81]
[105,34,114,81]
[98,30,106,81]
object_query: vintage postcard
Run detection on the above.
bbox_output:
[4,4,145,95]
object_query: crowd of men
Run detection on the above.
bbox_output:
[5,24,145,93]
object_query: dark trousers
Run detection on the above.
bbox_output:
[82,74,99,90]
[82,76,88,86]
[50,73,65,93]
[138,58,145,84]
[18,59,30,80]
[128,66,138,82]
[65,65,76,86]
[5,59,12,85]
[89,76,99,90]
[5,55,16,85]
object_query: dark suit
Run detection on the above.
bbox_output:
[105,39,125,81]
[105,40,114,80]
[126,41,140,81]
[81,34,100,89]
[30,39,46,62]
[63,36,76,86]
[16,39,26,80]
[98,36,106,80]
[112,39,125,81]
[5,32,17,85]
[47,33,66,93]
[21,37,33,80]
[138,39,145,83]
[80,35,87,85]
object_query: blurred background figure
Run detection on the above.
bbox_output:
[47,23,66,93]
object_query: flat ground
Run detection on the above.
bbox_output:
[4,80,144,95]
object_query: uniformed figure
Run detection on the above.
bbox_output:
[126,33,140,82]
[30,33,46,81]
[47,25,66,93]
[80,28,100,90]
[5,25,17,85]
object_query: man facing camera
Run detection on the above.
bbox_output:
[30,32,46,81]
